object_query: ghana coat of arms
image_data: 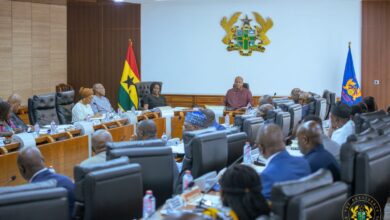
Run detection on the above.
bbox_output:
[221,12,273,56]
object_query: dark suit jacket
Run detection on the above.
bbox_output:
[304,144,341,181]
[261,150,311,199]
[31,169,75,218]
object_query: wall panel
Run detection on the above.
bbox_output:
[67,1,140,106]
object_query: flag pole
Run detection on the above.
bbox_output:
[129,38,133,47]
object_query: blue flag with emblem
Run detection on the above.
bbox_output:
[341,45,362,106]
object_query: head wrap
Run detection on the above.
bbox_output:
[185,111,208,128]
[79,87,93,98]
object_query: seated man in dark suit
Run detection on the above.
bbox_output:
[7,93,28,132]
[17,146,75,218]
[296,121,340,181]
[257,124,311,199]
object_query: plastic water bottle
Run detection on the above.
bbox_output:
[243,142,252,164]
[161,132,168,144]
[0,137,5,147]
[143,190,156,219]
[50,120,57,134]
[224,114,230,127]
[182,170,193,192]
[34,122,40,137]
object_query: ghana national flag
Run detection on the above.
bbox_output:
[118,40,140,111]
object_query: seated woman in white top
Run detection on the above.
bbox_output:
[328,102,355,145]
[72,87,96,122]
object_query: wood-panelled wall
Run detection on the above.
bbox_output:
[362,0,390,110]
[67,0,140,108]
[0,0,66,104]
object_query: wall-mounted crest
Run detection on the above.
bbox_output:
[221,12,273,56]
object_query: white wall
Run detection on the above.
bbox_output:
[141,0,361,96]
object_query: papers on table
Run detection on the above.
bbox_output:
[170,142,184,155]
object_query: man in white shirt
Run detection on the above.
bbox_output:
[80,129,113,166]
[329,102,355,146]
[91,83,114,114]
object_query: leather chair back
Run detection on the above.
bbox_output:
[56,90,75,124]
[28,93,59,126]
[340,134,390,188]
[341,137,390,210]
[322,90,331,119]
[314,98,327,120]
[271,169,348,220]
[354,110,387,133]
[191,131,228,178]
[105,139,166,156]
[0,180,69,220]
[355,141,390,209]
[243,117,264,145]
[288,104,302,132]
[275,111,291,137]
[226,132,248,166]
[234,114,255,131]
[346,127,381,142]
[73,157,143,220]
[107,147,175,208]
[135,81,162,108]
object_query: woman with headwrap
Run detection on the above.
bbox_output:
[72,87,97,122]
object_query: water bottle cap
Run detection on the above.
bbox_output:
[146,190,153,194]
[185,170,191,174]
[245,141,250,144]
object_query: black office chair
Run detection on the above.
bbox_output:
[314,97,327,120]
[0,180,69,220]
[243,117,264,145]
[56,90,75,124]
[107,147,177,208]
[287,104,302,133]
[271,169,348,220]
[28,93,59,126]
[341,137,390,211]
[234,114,255,131]
[275,111,291,137]
[226,132,248,166]
[346,127,382,142]
[105,139,166,156]
[73,157,143,220]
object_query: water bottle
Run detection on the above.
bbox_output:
[50,120,57,134]
[182,170,193,192]
[243,141,252,164]
[34,122,40,137]
[143,190,156,219]
[161,132,168,144]
[0,137,5,147]
[224,114,230,127]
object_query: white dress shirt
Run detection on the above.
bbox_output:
[331,120,355,146]
[72,102,94,123]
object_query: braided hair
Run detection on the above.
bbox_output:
[219,164,270,220]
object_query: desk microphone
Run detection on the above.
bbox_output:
[3,175,16,186]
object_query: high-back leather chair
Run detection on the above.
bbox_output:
[105,139,166,156]
[226,132,248,166]
[346,127,382,142]
[73,157,143,220]
[56,90,75,124]
[243,117,264,145]
[234,114,255,131]
[28,93,59,126]
[322,90,331,119]
[107,147,176,208]
[56,83,74,92]
[191,131,228,178]
[314,98,327,120]
[354,110,387,133]
[340,137,390,210]
[0,180,69,220]
[271,169,348,220]
[135,81,163,109]
[288,104,302,132]
[275,111,291,137]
